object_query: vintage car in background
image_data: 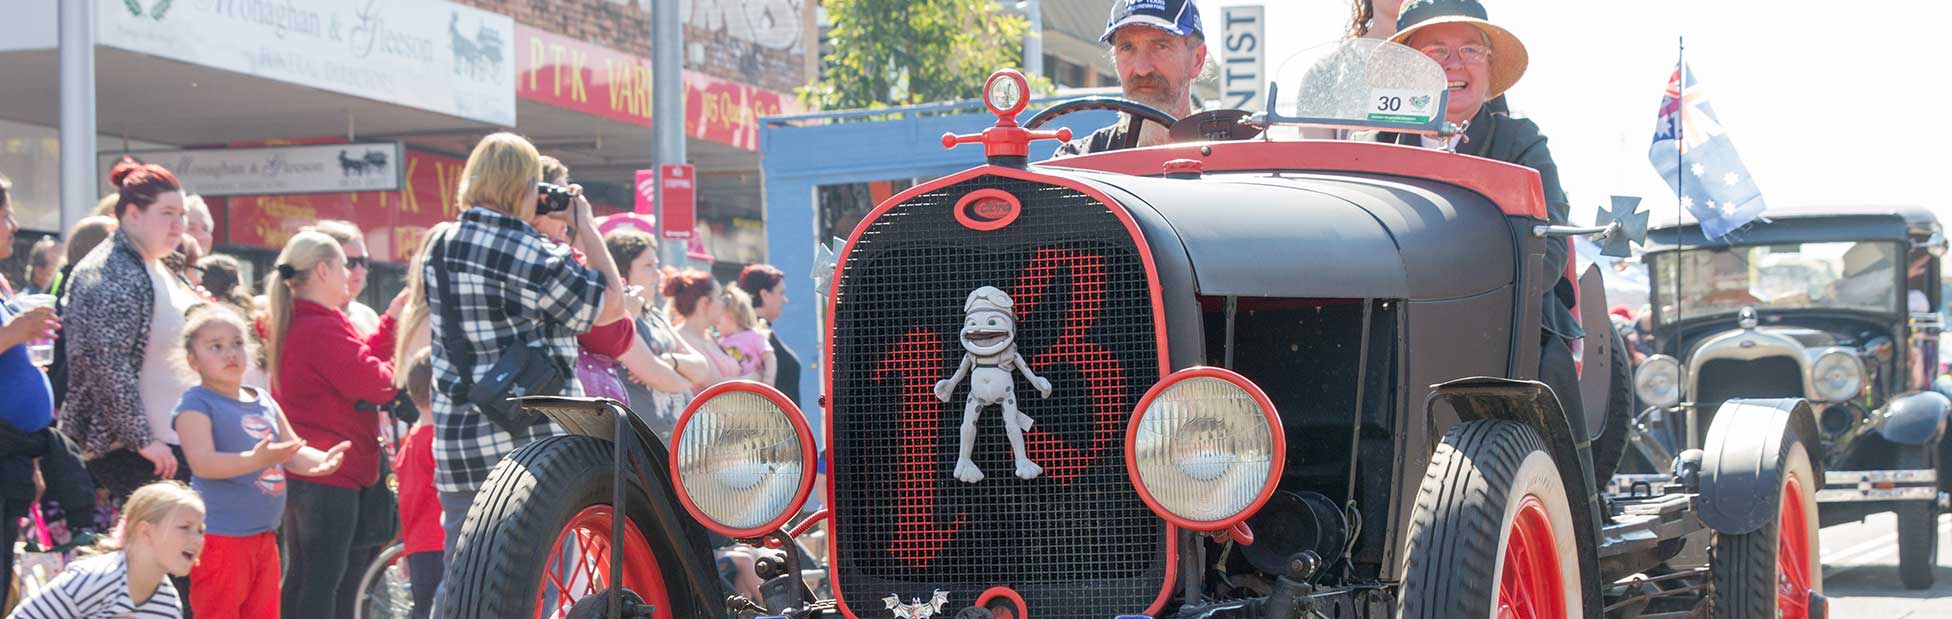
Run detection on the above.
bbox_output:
[434,41,1831,619]
[1626,204,1950,589]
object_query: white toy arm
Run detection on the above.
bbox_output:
[935,354,974,402]
[1015,352,1053,398]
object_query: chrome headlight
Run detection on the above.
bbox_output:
[670,381,816,538]
[1126,368,1284,531]
[1812,350,1866,402]
[1634,355,1684,408]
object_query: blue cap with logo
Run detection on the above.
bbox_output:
[1099,0,1203,44]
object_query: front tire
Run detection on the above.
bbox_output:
[1709,434,1820,618]
[1898,500,1939,590]
[1400,420,1583,618]
[1591,325,1635,482]
[439,435,678,618]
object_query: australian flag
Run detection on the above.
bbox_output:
[1650,62,1766,239]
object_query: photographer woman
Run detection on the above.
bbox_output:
[423,133,628,555]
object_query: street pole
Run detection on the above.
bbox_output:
[652,0,686,268]
[58,0,98,234]
[1023,0,1043,80]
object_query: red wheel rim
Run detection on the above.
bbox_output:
[1777,477,1812,619]
[535,505,672,619]
[1498,494,1566,619]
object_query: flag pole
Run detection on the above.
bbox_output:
[1672,36,1685,337]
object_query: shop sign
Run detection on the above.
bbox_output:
[513,25,803,150]
[634,169,656,215]
[1220,5,1266,112]
[98,0,516,125]
[227,149,466,263]
[659,164,696,240]
[99,143,405,197]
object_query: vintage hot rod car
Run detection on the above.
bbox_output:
[437,42,1827,619]
[1626,204,1951,589]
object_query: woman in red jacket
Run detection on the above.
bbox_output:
[264,229,405,619]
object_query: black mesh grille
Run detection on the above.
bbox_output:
[831,175,1168,618]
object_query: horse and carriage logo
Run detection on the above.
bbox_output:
[449,12,505,83]
[338,149,391,177]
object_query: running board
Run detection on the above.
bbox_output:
[1817,469,1937,503]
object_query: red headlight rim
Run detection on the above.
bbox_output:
[668,379,818,539]
[1122,366,1286,532]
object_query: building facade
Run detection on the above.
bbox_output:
[0,0,814,300]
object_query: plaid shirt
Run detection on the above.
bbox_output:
[426,207,604,492]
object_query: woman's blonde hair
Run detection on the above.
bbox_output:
[265,231,345,391]
[178,303,255,380]
[723,284,759,332]
[94,481,203,554]
[393,222,450,387]
[458,132,542,219]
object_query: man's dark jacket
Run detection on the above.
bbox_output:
[1361,105,1583,340]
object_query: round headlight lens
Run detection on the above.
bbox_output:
[1812,350,1865,401]
[986,74,1024,114]
[1127,368,1283,531]
[1634,355,1684,408]
[671,382,815,538]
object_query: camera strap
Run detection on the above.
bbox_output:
[429,225,474,395]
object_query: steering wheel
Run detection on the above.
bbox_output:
[1022,97,1178,150]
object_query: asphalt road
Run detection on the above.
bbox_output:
[1821,511,1952,617]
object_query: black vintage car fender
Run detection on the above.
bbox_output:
[1696,398,1825,535]
[1875,391,1952,446]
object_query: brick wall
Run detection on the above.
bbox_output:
[453,0,810,93]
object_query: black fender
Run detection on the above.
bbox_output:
[1425,377,1602,618]
[1874,391,1951,446]
[1697,398,1823,535]
[519,397,728,618]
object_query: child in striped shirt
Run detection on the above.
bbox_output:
[6,481,205,619]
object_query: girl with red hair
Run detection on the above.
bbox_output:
[664,269,739,391]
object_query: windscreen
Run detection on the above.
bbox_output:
[1649,241,1904,323]
[1266,38,1450,133]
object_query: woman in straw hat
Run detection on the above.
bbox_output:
[1359,0,1613,474]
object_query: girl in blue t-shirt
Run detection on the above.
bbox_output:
[171,305,349,619]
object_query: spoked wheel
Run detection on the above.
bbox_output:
[441,435,679,618]
[1709,433,1821,619]
[353,543,412,619]
[1400,420,1583,619]
[1776,478,1815,616]
[537,506,664,617]
[1499,496,1568,619]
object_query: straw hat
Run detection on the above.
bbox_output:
[1389,0,1529,99]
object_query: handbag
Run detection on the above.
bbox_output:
[431,228,565,436]
[353,458,401,547]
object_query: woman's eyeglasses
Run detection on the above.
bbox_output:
[345,256,371,270]
[1419,44,1492,65]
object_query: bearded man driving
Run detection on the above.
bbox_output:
[1053,0,1207,156]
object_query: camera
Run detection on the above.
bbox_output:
[536,182,575,215]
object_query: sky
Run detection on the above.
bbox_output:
[1197,0,1952,227]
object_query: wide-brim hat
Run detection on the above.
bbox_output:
[1389,0,1528,99]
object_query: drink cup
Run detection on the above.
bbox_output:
[13,294,57,367]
